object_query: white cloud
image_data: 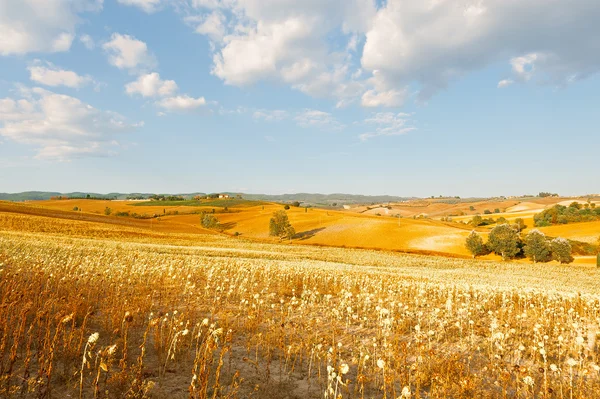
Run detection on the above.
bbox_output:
[359,112,415,141]
[510,53,544,81]
[0,87,140,160]
[361,0,600,99]
[51,33,75,52]
[253,109,288,122]
[186,11,227,41]
[117,0,163,13]
[79,34,95,50]
[28,61,93,89]
[361,88,406,107]
[182,0,600,106]
[125,73,178,97]
[103,33,156,72]
[156,95,207,112]
[0,0,102,55]
[187,0,375,106]
[294,109,343,130]
[497,79,514,89]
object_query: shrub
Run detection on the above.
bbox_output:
[284,205,290,210]
[104,207,112,216]
[484,209,492,215]
[73,206,79,211]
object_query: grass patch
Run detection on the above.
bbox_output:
[130,199,266,208]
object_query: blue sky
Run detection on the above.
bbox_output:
[0,0,599,197]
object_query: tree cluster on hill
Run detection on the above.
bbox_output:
[538,192,559,198]
[149,195,186,201]
[466,225,573,263]
[470,215,526,231]
[534,203,600,227]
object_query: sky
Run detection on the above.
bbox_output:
[0,0,599,198]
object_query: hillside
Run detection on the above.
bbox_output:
[3,196,596,264]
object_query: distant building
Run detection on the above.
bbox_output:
[218,194,230,199]
[343,205,351,210]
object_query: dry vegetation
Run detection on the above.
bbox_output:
[2,205,600,398]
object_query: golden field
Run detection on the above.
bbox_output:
[23,196,598,264]
[1,199,600,398]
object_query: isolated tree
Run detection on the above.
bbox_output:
[104,207,112,216]
[488,224,521,261]
[201,213,220,230]
[551,237,573,264]
[284,204,290,210]
[292,201,301,207]
[469,206,475,211]
[465,231,486,258]
[269,210,295,240]
[524,230,551,263]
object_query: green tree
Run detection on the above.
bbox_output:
[104,207,112,216]
[471,215,483,227]
[523,230,551,263]
[201,213,220,229]
[465,231,486,258]
[469,206,475,211]
[284,204,290,210]
[513,218,527,232]
[292,201,301,207]
[269,210,295,240]
[487,224,521,261]
[551,237,573,264]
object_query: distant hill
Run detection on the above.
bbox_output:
[0,191,412,205]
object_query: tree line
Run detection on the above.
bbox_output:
[466,225,574,263]
[534,202,600,227]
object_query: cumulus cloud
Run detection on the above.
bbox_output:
[187,0,375,106]
[28,61,93,89]
[181,0,600,107]
[156,95,207,112]
[359,112,415,141]
[362,0,600,100]
[497,79,514,89]
[117,0,163,13]
[103,33,156,72]
[125,73,178,97]
[0,0,102,55]
[0,87,140,160]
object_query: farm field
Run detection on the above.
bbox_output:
[2,201,600,398]
[23,196,599,264]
